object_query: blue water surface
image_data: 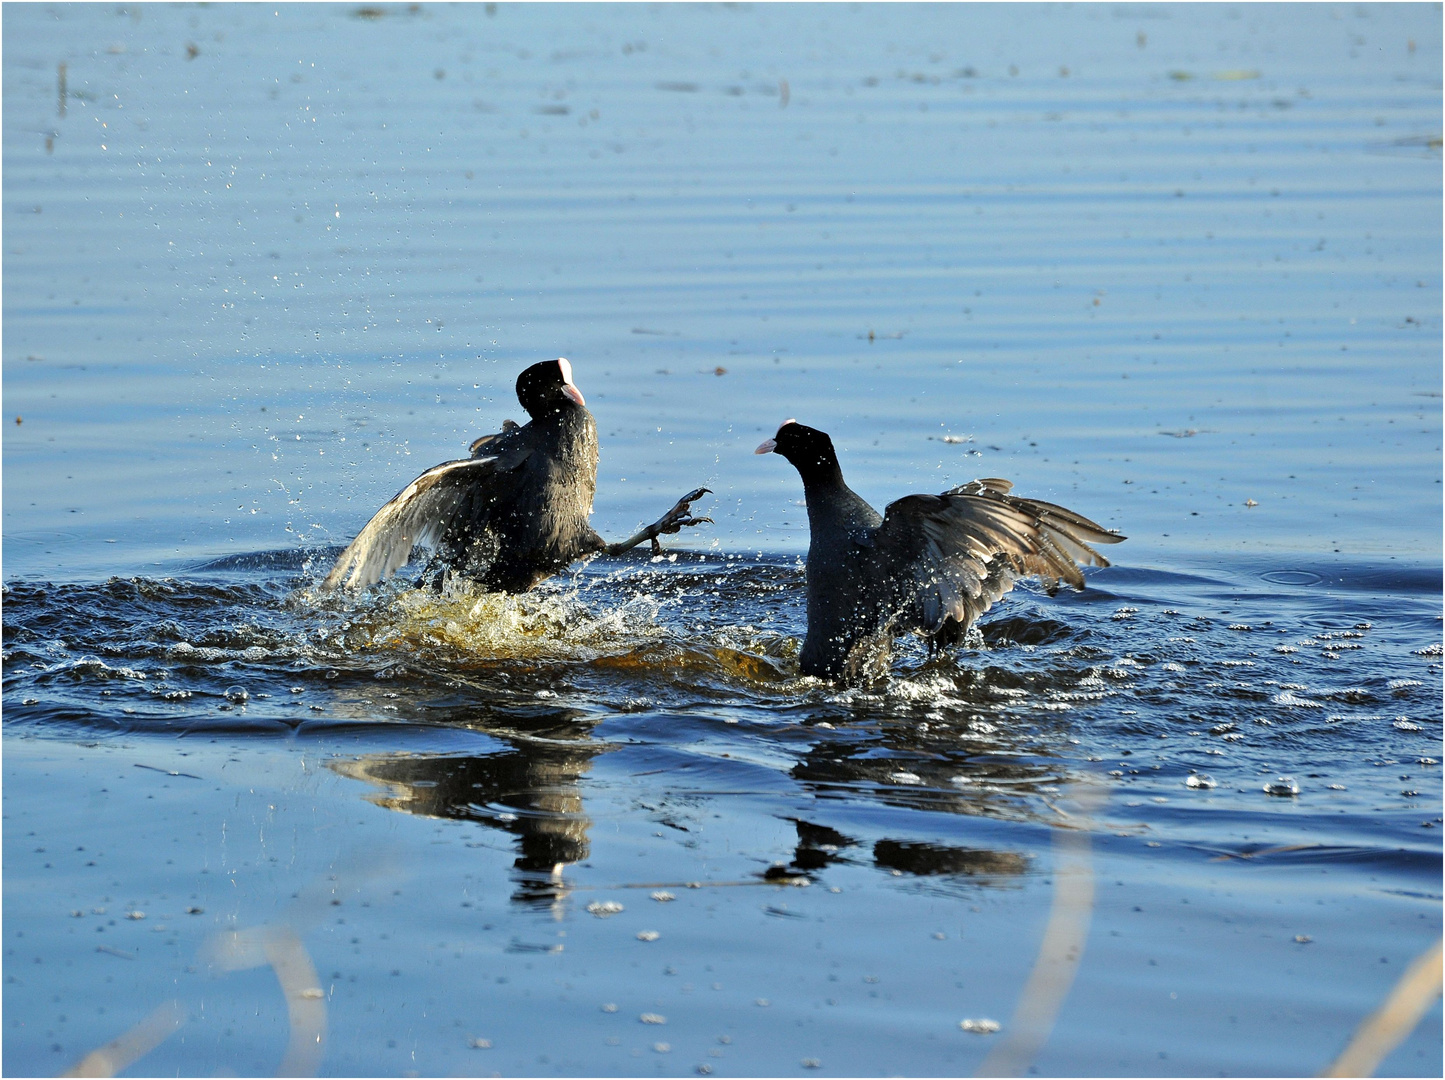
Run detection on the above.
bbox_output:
[3,4,1440,1077]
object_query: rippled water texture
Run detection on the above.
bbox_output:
[4,4,1441,1077]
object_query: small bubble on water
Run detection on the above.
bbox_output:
[651,891,675,902]
[600,1003,618,1013]
[224,686,248,703]
[637,930,660,942]
[802,1058,821,1069]
[587,900,624,917]
[1263,776,1300,797]
[960,1018,1001,1034]
[468,1037,492,1049]
[653,1043,671,1053]
[1294,935,1313,944]
[640,1012,666,1024]
[1185,774,1217,789]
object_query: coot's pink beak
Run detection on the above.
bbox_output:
[562,382,586,407]
[754,438,776,455]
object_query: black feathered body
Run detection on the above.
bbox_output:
[796,466,891,679]
[437,406,605,592]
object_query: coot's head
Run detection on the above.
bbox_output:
[755,420,840,477]
[516,358,586,418]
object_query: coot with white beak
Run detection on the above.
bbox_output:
[756,420,1123,681]
[323,358,709,592]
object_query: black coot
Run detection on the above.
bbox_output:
[323,358,709,592]
[756,420,1124,681]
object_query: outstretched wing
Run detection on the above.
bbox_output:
[872,478,1124,636]
[321,436,532,591]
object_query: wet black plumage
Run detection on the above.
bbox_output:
[323,359,707,592]
[756,421,1124,681]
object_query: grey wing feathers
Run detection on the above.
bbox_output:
[879,481,1123,635]
[321,456,500,591]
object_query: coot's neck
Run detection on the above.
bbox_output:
[790,451,870,534]
[530,401,590,430]
[792,455,847,498]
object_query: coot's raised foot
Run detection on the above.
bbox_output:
[605,487,713,556]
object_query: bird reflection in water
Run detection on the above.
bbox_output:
[329,708,602,914]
